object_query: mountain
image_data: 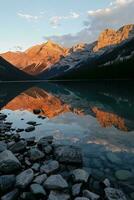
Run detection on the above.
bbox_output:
[38,24,134,80]
[0,56,33,81]
[1,40,68,75]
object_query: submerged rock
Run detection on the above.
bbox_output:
[40,160,59,175]
[38,136,53,151]
[9,140,27,153]
[25,126,35,132]
[71,169,90,183]
[54,145,82,164]
[106,152,121,164]
[16,169,34,189]
[28,148,45,161]
[105,187,127,200]
[0,150,21,173]
[44,174,68,190]
[115,170,133,181]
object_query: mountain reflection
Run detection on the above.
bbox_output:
[0,81,134,131]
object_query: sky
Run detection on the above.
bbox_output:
[0,0,134,52]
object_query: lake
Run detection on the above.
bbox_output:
[0,81,134,198]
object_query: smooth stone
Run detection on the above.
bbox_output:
[115,170,133,180]
[44,145,53,154]
[83,190,100,200]
[0,141,7,153]
[9,140,27,153]
[105,187,127,200]
[0,175,16,193]
[71,169,90,183]
[0,150,21,173]
[31,163,40,172]
[54,145,82,164]
[16,128,24,133]
[40,160,59,175]
[72,183,82,197]
[25,137,36,145]
[28,148,45,161]
[106,152,122,164]
[16,169,34,189]
[38,136,53,150]
[27,121,37,126]
[44,174,68,190]
[30,183,46,196]
[25,126,35,132]
[75,198,89,200]
[33,174,47,184]
[48,190,70,200]
[1,189,19,200]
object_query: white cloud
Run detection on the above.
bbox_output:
[45,0,134,46]
[17,12,44,22]
[50,11,80,28]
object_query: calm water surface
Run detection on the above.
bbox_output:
[0,81,134,198]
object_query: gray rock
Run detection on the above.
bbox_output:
[31,163,40,172]
[48,191,70,200]
[83,190,100,200]
[38,136,53,150]
[27,121,37,126]
[30,183,46,196]
[40,160,59,175]
[72,183,82,197]
[28,148,45,161]
[0,141,7,153]
[0,150,21,173]
[115,170,133,181]
[1,189,19,200]
[44,174,68,190]
[106,153,122,164]
[71,169,90,183]
[25,137,36,145]
[9,140,27,153]
[54,145,82,164]
[33,174,47,184]
[44,145,53,154]
[0,175,16,193]
[105,187,127,200]
[0,114,7,120]
[75,198,89,200]
[16,169,34,189]
[25,126,35,132]
[102,178,111,188]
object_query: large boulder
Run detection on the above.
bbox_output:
[0,175,16,193]
[0,150,21,173]
[44,174,68,190]
[16,169,34,189]
[54,145,82,164]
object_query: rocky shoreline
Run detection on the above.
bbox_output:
[0,112,128,200]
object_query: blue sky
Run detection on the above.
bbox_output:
[0,0,134,52]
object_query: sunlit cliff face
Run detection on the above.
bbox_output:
[92,107,128,131]
[2,87,84,118]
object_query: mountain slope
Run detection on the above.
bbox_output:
[0,57,33,81]
[1,40,68,76]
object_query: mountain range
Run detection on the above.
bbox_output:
[0,24,134,80]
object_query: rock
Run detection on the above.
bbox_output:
[101,178,111,188]
[74,198,89,200]
[40,160,59,175]
[11,134,20,142]
[0,141,7,153]
[83,190,100,200]
[106,152,121,164]
[38,136,53,150]
[105,187,127,200]
[44,174,68,190]
[48,190,70,200]
[71,169,90,183]
[0,175,16,193]
[54,145,82,164]
[16,169,34,189]
[20,192,36,200]
[9,140,27,153]
[33,109,41,115]
[0,150,21,173]
[44,145,53,154]
[33,174,47,184]
[16,128,24,133]
[115,170,133,181]
[28,148,45,161]
[72,183,82,197]
[25,126,35,132]
[1,189,19,200]
[31,163,40,172]
[30,183,46,196]
[25,137,36,145]
[27,121,37,126]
